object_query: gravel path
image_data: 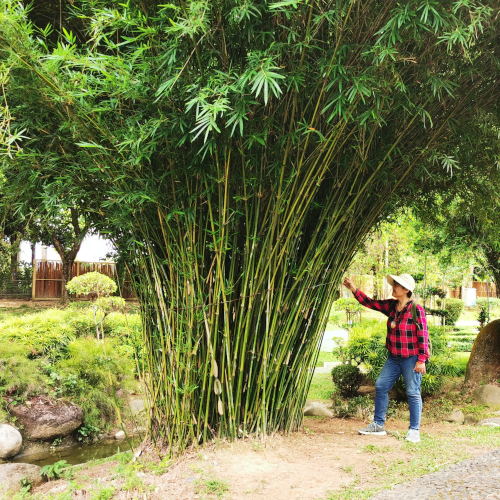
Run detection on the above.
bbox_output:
[371,449,500,499]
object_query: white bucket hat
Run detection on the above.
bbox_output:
[386,273,416,292]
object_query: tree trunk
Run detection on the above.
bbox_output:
[31,242,36,268]
[9,234,21,281]
[51,216,88,303]
[483,250,500,299]
[60,258,72,304]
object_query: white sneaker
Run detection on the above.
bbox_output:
[406,429,420,443]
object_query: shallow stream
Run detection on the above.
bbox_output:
[10,435,143,467]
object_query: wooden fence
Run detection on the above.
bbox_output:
[32,260,135,300]
[448,281,497,299]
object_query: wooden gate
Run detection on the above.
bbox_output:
[32,260,135,300]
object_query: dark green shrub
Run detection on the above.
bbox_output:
[427,308,448,325]
[417,372,443,397]
[415,285,446,300]
[477,305,490,328]
[331,364,363,397]
[393,356,449,398]
[331,394,372,418]
[333,320,387,373]
[438,298,464,326]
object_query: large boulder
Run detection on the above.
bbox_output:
[0,424,23,458]
[303,401,334,417]
[472,384,500,408]
[10,396,83,440]
[444,409,465,425]
[0,463,42,497]
[465,319,500,387]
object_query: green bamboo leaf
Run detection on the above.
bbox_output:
[269,0,304,9]
[76,142,108,149]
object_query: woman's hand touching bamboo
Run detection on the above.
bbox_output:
[343,277,356,293]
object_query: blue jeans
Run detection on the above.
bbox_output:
[374,354,422,430]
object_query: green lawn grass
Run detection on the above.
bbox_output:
[450,351,470,373]
[308,373,333,400]
[315,351,338,367]
[0,305,46,320]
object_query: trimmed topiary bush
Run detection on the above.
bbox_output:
[331,364,363,397]
[332,298,363,313]
[95,296,126,312]
[438,298,464,326]
[66,272,117,299]
[332,297,364,324]
[66,273,123,339]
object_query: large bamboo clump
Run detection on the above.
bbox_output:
[0,0,498,453]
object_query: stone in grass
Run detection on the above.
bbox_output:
[115,430,126,440]
[479,417,500,427]
[472,384,500,408]
[444,410,465,424]
[10,396,83,440]
[0,423,23,459]
[303,402,334,418]
[0,463,42,496]
[464,414,481,425]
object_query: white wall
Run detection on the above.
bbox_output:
[20,234,116,263]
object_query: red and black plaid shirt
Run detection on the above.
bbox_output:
[353,289,430,362]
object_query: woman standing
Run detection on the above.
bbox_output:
[343,274,429,443]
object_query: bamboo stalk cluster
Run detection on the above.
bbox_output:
[0,0,497,453]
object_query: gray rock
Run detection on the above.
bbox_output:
[0,463,42,496]
[40,481,70,495]
[464,414,480,425]
[303,401,334,417]
[479,417,500,427]
[444,409,465,424]
[128,396,145,416]
[472,384,500,407]
[10,396,83,440]
[0,423,23,459]
[114,430,126,440]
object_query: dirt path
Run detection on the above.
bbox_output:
[32,417,499,500]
